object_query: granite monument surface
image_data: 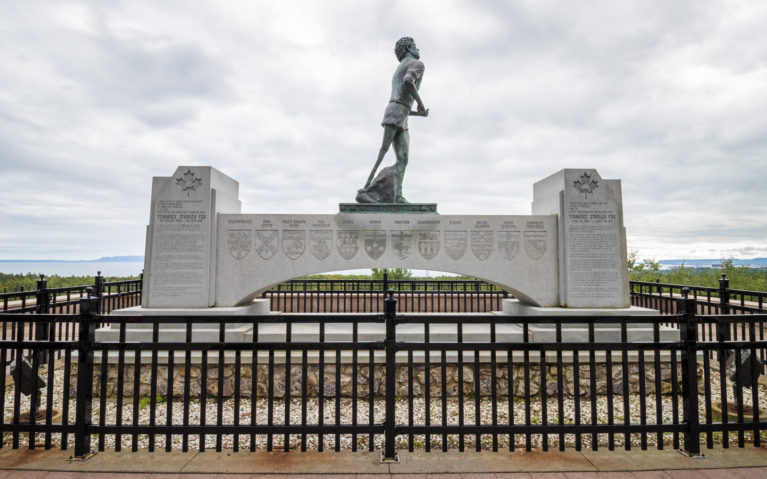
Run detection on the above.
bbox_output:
[142,166,240,308]
[139,166,629,311]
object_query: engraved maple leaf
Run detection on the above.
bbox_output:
[573,172,599,194]
[175,169,202,193]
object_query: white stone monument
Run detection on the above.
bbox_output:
[142,166,241,308]
[136,166,630,312]
[99,165,670,346]
[532,168,629,308]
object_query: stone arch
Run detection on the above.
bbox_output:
[216,252,557,308]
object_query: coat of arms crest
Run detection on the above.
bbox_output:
[497,230,520,261]
[282,230,306,260]
[227,229,251,260]
[363,230,387,260]
[524,231,547,260]
[444,231,467,260]
[391,230,413,260]
[417,231,440,260]
[337,230,360,260]
[254,230,279,260]
[471,230,494,260]
[310,230,332,260]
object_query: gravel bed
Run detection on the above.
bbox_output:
[3,365,766,452]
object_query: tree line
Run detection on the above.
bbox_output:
[628,254,767,292]
[0,272,140,294]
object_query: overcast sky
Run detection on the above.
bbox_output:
[1,0,765,263]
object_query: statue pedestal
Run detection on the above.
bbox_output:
[339,203,437,213]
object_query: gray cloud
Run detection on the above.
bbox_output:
[0,0,765,262]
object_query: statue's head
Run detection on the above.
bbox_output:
[395,37,419,61]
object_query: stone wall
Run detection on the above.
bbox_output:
[77,362,682,399]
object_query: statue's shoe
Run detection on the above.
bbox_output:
[395,196,409,204]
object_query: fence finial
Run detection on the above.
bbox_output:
[681,287,689,298]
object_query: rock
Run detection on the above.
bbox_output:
[495,378,509,396]
[479,375,493,396]
[546,380,559,396]
[461,366,474,383]
[415,367,426,384]
[206,377,233,397]
[356,166,398,203]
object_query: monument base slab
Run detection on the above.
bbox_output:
[338,202,438,213]
[95,300,273,343]
[501,299,679,343]
[502,299,658,317]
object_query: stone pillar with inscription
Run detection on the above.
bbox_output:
[531,169,629,309]
[142,166,241,308]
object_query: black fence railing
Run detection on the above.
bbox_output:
[6,273,765,317]
[630,275,767,372]
[630,274,767,315]
[0,293,764,456]
[263,276,508,313]
[0,273,143,315]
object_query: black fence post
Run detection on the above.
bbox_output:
[719,274,731,343]
[35,275,50,364]
[679,288,700,455]
[36,274,50,315]
[383,290,397,461]
[73,295,98,458]
[94,271,105,314]
[719,273,730,315]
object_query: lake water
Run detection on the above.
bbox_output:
[0,262,144,277]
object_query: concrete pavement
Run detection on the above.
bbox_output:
[0,444,764,477]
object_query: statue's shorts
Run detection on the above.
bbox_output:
[381,101,410,130]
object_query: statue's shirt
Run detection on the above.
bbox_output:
[381,57,425,130]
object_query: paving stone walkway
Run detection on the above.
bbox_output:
[0,445,764,478]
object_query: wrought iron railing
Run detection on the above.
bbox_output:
[629,274,767,315]
[0,273,142,315]
[263,276,508,313]
[0,293,764,456]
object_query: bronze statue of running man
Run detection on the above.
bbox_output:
[357,37,428,204]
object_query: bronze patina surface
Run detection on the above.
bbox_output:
[357,36,428,205]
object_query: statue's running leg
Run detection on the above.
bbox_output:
[364,126,398,189]
[393,128,410,203]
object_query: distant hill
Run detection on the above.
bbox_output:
[0,256,144,263]
[91,256,144,262]
[658,258,767,267]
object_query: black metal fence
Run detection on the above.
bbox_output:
[0,293,764,457]
[0,273,143,315]
[263,277,508,313]
[631,275,767,372]
[5,272,765,317]
[630,274,767,315]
